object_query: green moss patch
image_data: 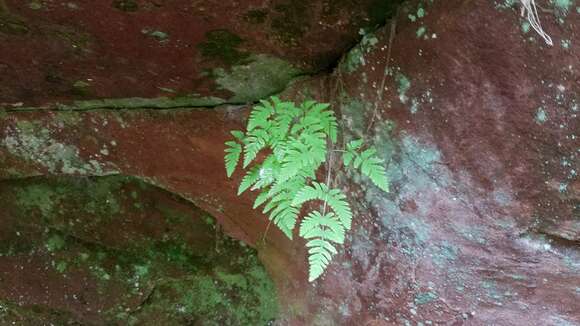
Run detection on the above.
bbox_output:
[198,30,250,65]
[213,54,302,102]
[0,175,279,324]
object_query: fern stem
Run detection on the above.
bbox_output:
[322,142,335,215]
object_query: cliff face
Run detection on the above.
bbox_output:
[1,0,579,325]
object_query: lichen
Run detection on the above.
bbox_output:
[342,31,380,73]
[535,107,548,124]
[2,120,115,175]
[1,175,280,323]
[396,73,411,104]
[213,54,302,103]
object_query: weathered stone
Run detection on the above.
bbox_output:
[0,0,388,107]
[0,0,578,324]
[0,175,278,325]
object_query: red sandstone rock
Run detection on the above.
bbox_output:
[0,0,578,324]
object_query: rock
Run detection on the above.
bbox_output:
[0,0,578,324]
[0,175,278,325]
[0,0,393,107]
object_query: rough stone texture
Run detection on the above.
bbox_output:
[0,0,579,325]
[0,175,278,325]
[0,0,390,107]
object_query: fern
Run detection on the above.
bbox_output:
[224,130,245,177]
[300,211,344,281]
[344,140,389,192]
[292,182,352,229]
[224,96,390,282]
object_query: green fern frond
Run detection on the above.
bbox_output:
[253,189,271,209]
[278,141,317,183]
[292,182,353,229]
[300,211,345,281]
[251,156,279,190]
[243,129,268,168]
[306,238,338,282]
[224,141,242,178]
[360,154,389,192]
[342,141,390,192]
[299,211,345,244]
[230,130,245,140]
[238,166,260,195]
[248,100,274,132]
[268,201,299,239]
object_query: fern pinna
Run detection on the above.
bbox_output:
[225,96,389,282]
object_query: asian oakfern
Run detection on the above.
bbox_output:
[225,96,389,282]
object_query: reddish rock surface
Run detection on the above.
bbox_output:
[1,0,579,325]
[0,0,389,106]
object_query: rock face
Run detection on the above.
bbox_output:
[0,175,278,325]
[1,0,579,325]
[0,0,392,106]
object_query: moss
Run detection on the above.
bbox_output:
[0,299,80,324]
[127,254,278,325]
[367,0,404,27]
[270,0,310,46]
[50,26,92,53]
[0,1,29,35]
[142,28,169,42]
[341,32,379,73]
[213,54,302,103]
[112,0,138,12]
[3,175,280,323]
[45,233,66,252]
[198,29,249,65]
[243,9,267,24]
[396,72,411,103]
[15,184,59,218]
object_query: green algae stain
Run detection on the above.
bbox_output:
[270,0,310,46]
[431,241,459,268]
[15,184,58,218]
[198,29,249,65]
[45,233,66,252]
[0,1,29,35]
[3,175,280,324]
[213,54,302,103]
[112,0,138,12]
[139,262,277,325]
